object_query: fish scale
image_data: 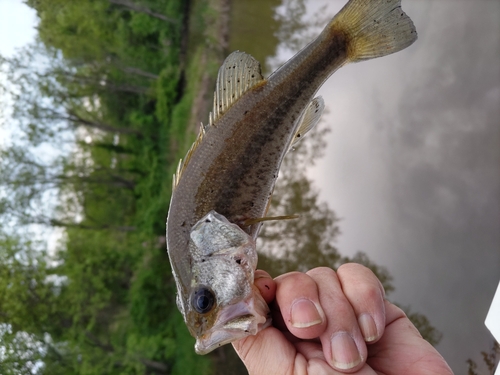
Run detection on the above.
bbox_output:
[166,0,417,354]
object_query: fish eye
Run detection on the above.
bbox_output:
[191,287,216,314]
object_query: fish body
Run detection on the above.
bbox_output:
[167,0,417,354]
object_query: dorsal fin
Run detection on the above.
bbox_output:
[288,96,325,151]
[173,125,205,190]
[209,51,264,126]
[174,52,264,190]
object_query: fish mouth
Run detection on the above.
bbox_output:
[194,285,271,355]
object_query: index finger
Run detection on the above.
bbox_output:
[254,269,276,304]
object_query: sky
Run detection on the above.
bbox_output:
[1,0,499,373]
[0,0,37,58]
[300,0,500,372]
[0,0,37,143]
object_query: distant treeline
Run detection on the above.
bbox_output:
[0,0,218,373]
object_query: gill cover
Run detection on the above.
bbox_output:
[183,211,270,354]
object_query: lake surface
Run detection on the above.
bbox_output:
[226,0,500,373]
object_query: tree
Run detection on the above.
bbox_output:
[467,341,500,375]
[1,46,145,146]
[0,232,67,375]
[257,121,441,345]
[108,0,179,24]
[0,0,207,373]
[0,140,138,232]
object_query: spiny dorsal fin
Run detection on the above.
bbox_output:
[288,96,324,151]
[173,125,205,190]
[209,51,264,126]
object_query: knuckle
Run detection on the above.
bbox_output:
[359,282,383,301]
[306,266,337,279]
[337,262,368,275]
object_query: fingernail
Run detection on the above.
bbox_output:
[290,299,323,328]
[359,313,378,342]
[330,332,362,370]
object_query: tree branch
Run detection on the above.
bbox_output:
[108,0,179,25]
[52,70,151,95]
[85,331,114,352]
[139,358,169,373]
[122,66,159,80]
[49,219,136,232]
[66,109,143,138]
[85,332,169,374]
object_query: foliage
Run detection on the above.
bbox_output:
[0,0,214,373]
[258,125,342,275]
[258,122,440,347]
[467,341,500,375]
[399,306,443,347]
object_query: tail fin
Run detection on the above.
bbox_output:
[331,0,417,62]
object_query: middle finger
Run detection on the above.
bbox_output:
[307,267,367,372]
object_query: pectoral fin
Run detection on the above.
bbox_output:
[288,96,325,151]
[242,215,300,227]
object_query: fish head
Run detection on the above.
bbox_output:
[178,211,271,355]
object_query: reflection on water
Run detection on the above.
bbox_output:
[212,3,281,372]
[214,0,418,372]
[214,1,325,372]
[228,0,281,75]
[306,1,500,372]
[213,0,500,373]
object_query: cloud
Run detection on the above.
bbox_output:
[309,0,499,371]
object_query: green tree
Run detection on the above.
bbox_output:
[467,341,500,375]
[258,121,441,345]
[0,233,66,374]
[0,0,209,373]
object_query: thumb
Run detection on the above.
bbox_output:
[232,327,296,375]
[232,271,295,375]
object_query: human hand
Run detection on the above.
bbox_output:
[232,264,453,375]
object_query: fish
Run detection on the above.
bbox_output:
[166,0,417,355]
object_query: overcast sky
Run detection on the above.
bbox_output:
[1,0,499,373]
[0,0,37,58]
[300,0,500,372]
[0,0,37,144]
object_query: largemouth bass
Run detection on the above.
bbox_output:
[167,0,417,354]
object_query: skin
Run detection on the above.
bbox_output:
[233,264,454,375]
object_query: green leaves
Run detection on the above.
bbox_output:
[0,234,52,333]
[0,0,210,373]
